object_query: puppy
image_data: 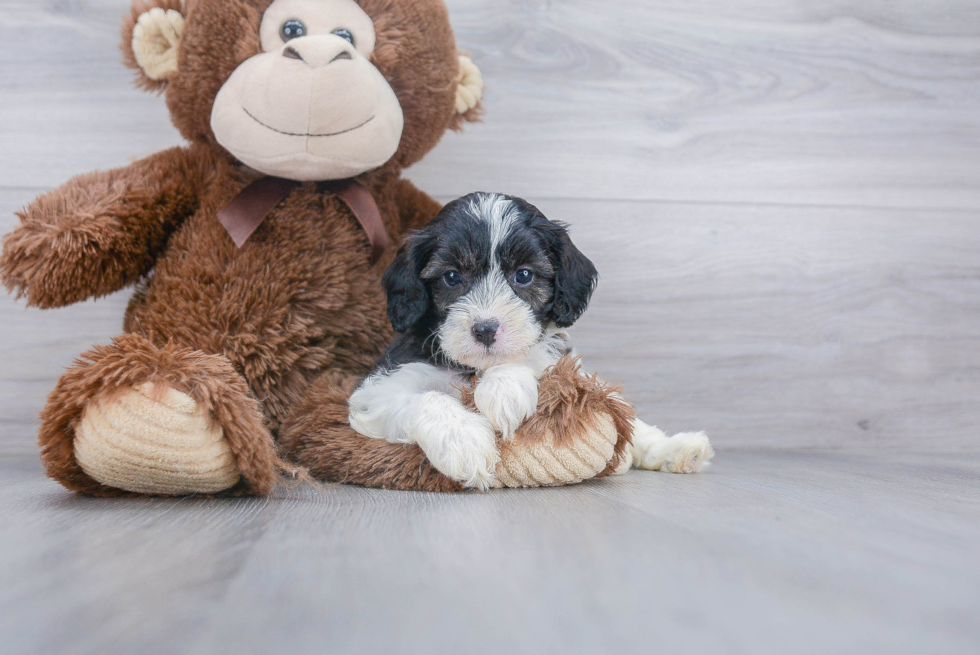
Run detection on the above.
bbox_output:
[348,192,595,489]
[349,192,715,490]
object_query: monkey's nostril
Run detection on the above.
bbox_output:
[471,321,499,347]
[283,46,303,61]
[331,51,353,63]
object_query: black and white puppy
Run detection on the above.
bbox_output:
[348,192,597,490]
[349,192,716,489]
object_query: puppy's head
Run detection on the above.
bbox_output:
[383,192,598,370]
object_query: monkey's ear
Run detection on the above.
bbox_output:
[382,234,435,334]
[121,0,186,93]
[450,55,485,131]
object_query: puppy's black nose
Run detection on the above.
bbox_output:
[472,320,499,347]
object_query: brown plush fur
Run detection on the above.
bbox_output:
[1,0,624,496]
[121,0,186,93]
[280,370,465,492]
[522,357,635,477]
[282,356,634,492]
[164,0,464,173]
[1,0,477,495]
[461,357,636,481]
[2,145,210,309]
[39,333,292,496]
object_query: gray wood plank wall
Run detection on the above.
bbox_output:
[1,0,978,454]
[2,4,979,655]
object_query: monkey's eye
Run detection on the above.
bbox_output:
[280,19,307,42]
[332,28,355,46]
[514,269,534,286]
[443,271,463,287]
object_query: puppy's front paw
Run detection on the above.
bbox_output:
[474,365,538,440]
[411,392,499,491]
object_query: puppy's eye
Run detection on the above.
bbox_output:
[443,270,463,287]
[280,19,307,42]
[514,269,534,286]
[332,28,355,46]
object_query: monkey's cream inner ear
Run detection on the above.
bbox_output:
[132,7,185,81]
[455,56,484,115]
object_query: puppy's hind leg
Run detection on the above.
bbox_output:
[631,419,714,474]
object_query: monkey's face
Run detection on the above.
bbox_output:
[209,0,404,181]
[122,0,481,178]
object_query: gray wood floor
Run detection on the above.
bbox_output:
[2,450,979,655]
[1,1,979,653]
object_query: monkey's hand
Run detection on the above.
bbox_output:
[1,146,206,308]
[474,364,539,441]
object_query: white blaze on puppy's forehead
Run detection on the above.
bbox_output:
[468,193,519,262]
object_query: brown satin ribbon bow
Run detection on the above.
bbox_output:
[218,176,390,264]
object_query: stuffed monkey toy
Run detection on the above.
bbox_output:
[0,0,690,496]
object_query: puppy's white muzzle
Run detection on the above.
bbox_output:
[438,273,543,371]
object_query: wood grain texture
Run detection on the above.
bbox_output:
[2,2,979,652]
[2,1,978,208]
[551,199,980,450]
[415,0,980,208]
[1,2,977,450]
[1,451,978,654]
[4,191,978,452]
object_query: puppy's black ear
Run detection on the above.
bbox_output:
[538,218,598,328]
[382,234,433,333]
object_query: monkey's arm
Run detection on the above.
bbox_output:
[391,178,443,235]
[0,145,211,308]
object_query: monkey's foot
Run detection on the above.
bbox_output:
[486,356,636,488]
[40,334,282,496]
[75,382,240,495]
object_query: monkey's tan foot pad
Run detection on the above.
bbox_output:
[492,412,620,488]
[74,382,241,495]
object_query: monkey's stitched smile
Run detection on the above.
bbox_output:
[243,107,375,137]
